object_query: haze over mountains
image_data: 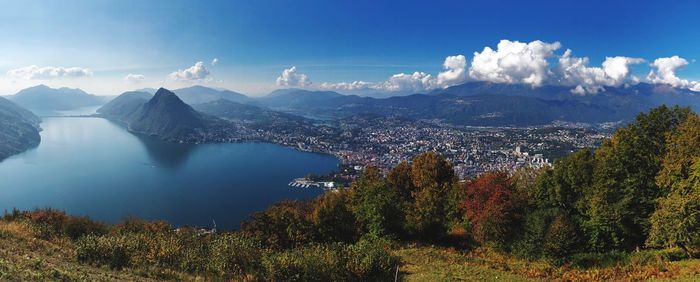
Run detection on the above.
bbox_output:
[5,85,107,113]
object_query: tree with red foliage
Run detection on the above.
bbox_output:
[462,172,517,247]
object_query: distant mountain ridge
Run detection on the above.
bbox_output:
[256,83,700,126]
[173,85,253,105]
[7,85,107,113]
[0,97,41,160]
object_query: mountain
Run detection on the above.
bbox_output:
[173,85,253,105]
[7,85,107,112]
[96,91,153,121]
[123,88,208,141]
[259,89,345,109]
[0,97,41,160]
[193,99,311,129]
[256,83,700,126]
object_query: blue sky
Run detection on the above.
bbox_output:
[1,0,699,96]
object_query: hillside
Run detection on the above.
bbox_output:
[7,85,106,112]
[193,99,311,129]
[0,97,41,161]
[173,85,253,105]
[96,91,152,121]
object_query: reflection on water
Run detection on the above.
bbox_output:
[0,117,339,229]
[136,135,199,168]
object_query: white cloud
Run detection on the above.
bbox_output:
[319,54,466,93]
[168,62,211,81]
[558,49,644,94]
[436,55,468,88]
[124,73,145,84]
[211,58,219,66]
[6,65,92,80]
[276,66,311,87]
[377,72,436,92]
[647,56,700,92]
[319,72,436,93]
[319,80,374,91]
[469,39,561,86]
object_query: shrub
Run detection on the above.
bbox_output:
[344,237,399,281]
[207,233,263,278]
[262,244,346,281]
[63,216,108,240]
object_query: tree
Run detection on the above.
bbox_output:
[462,172,516,247]
[648,113,700,255]
[241,201,315,249]
[349,167,403,237]
[311,190,357,243]
[406,152,460,238]
[387,160,415,203]
[585,105,690,251]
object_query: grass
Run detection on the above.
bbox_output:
[2,219,700,281]
[394,243,700,281]
[0,221,198,281]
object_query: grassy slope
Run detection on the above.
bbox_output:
[395,244,700,282]
[0,221,197,281]
[3,220,700,281]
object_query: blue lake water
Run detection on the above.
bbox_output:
[0,117,339,229]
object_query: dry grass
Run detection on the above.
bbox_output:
[394,244,700,282]
[0,221,198,281]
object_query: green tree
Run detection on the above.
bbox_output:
[349,167,403,237]
[586,105,690,251]
[648,113,700,255]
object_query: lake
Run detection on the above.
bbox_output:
[0,117,339,230]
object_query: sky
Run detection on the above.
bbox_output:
[0,0,699,96]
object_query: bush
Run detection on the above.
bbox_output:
[344,237,399,281]
[262,244,346,281]
[63,216,108,240]
[208,233,263,278]
[261,239,398,281]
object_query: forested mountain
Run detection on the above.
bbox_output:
[0,97,41,160]
[97,88,211,142]
[96,91,152,121]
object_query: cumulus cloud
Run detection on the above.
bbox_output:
[6,65,92,80]
[211,58,219,66]
[319,54,466,93]
[168,62,211,81]
[124,73,145,83]
[276,66,311,87]
[469,39,561,86]
[558,49,644,94]
[319,72,436,93]
[436,55,468,88]
[647,56,700,92]
[319,80,374,91]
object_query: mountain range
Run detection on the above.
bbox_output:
[5,85,107,113]
[0,97,41,160]
[255,82,700,126]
